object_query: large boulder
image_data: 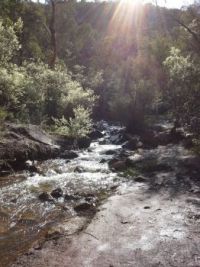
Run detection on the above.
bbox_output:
[6,123,55,146]
[0,139,59,170]
[0,123,93,175]
[0,124,60,174]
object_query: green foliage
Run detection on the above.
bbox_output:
[164,47,200,129]
[15,61,96,124]
[53,106,92,138]
[0,18,22,65]
[72,65,103,91]
[0,17,96,132]
[164,47,193,80]
[0,107,8,123]
[0,107,9,137]
[0,64,26,111]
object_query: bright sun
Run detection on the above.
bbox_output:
[120,0,143,6]
[109,0,143,29]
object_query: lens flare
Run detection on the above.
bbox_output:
[107,0,145,44]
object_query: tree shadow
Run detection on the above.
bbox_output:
[125,144,200,198]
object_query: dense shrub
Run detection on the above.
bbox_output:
[164,47,200,131]
[53,106,92,138]
[0,20,96,131]
[0,18,22,66]
[20,62,96,123]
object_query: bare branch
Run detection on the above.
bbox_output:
[174,17,200,45]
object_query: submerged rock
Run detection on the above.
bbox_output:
[25,161,42,174]
[109,159,127,171]
[74,166,85,173]
[99,139,107,145]
[74,202,95,213]
[122,137,142,150]
[65,194,80,201]
[104,149,118,155]
[89,130,104,140]
[100,159,107,163]
[38,192,53,202]
[51,188,63,199]
[134,176,147,183]
[109,128,126,144]
[77,136,91,149]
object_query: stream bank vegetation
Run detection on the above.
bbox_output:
[0,0,199,143]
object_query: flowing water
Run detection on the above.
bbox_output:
[0,121,198,267]
[0,122,124,266]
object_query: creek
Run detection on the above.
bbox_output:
[0,120,198,267]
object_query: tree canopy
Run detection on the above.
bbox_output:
[0,0,200,135]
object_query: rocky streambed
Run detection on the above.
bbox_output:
[1,119,200,267]
[0,121,125,266]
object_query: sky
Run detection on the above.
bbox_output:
[33,0,195,9]
[147,0,194,8]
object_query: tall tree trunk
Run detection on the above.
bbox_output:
[49,0,57,69]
